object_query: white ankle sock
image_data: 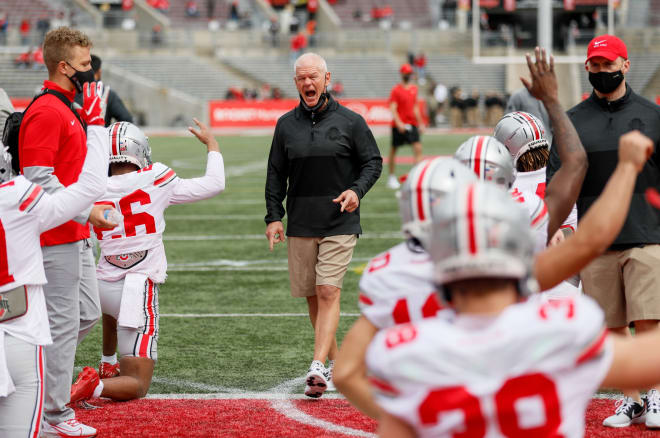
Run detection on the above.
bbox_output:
[92,381,104,398]
[102,354,117,365]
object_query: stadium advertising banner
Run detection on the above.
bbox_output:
[209,99,425,128]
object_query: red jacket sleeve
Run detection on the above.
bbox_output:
[388,86,398,105]
[19,106,62,170]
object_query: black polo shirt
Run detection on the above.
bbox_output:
[265,96,383,237]
[547,86,660,249]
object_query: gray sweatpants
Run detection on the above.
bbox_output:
[42,239,100,424]
[0,333,45,437]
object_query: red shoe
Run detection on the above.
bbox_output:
[99,361,120,379]
[70,367,100,404]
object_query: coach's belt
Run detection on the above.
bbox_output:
[0,285,28,323]
[105,250,148,269]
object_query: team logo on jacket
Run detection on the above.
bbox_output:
[327,126,341,141]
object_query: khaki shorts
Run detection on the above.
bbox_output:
[581,244,660,328]
[287,235,358,297]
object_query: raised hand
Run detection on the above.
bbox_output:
[81,81,109,126]
[188,118,220,153]
[520,47,558,104]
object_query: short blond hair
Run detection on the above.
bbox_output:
[43,27,92,73]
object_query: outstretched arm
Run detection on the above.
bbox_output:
[534,131,652,290]
[168,118,225,205]
[333,315,382,419]
[521,47,587,240]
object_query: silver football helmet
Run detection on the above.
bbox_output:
[0,142,13,184]
[108,122,152,169]
[454,136,515,189]
[399,157,477,250]
[430,181,538,303]
[494,111,549,165]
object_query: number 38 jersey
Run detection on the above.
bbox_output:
[358,241,445,329]
[95,152,225,283]
[366,295,613,438]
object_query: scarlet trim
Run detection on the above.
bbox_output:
[111,122,121,156]
[473,137,485,177]
[368,376,400,395]
[358,293,374,305]
[32,346,44,438]
[531,201,548,227]
[467,184,477,254]
[0,181,15,189]
[19,185,42,212]
[519,112,540,140]
[139,280,156,357]
[576,328,609,365]
[138,164,154,173]
[415,160,433,221]
[154,169,176,186]
[560,224,575,232]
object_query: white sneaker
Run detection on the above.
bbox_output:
[646,390,660,428]
[386,174,400,189]
[304,360,328,398]
[42,419,97,437]
[325,365,336,392]
[602,396,646,428]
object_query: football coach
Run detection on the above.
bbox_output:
[265,53,382,399]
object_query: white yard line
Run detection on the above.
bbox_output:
[171,160,265,177]
[164,232,401,241]
[169,257,371,267]
[169,266,291,272]
[147,392,346,400]
[269,377,377,438]
[160,313,360,317]
[195,198,397,206]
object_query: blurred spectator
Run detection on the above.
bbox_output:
[268,17,280,47]
[290,30,307,63]
[353,8,363,21]
[306,19,316,47]
[433,81,448,125]
[464,89,480,127]
[151,24,163,46]
[207,0,216,18]
[270,0,290,10]
[484,91,505,126]
[449,86,465,128]
[122,0,135,11]
[272,87,283,99]
[307,0,318,20]
[32,45,45,70]
[329,80,344,98]
[0,13,8,46]
[414,52,426,80]
[51,11,69,28]
[14,48,33,69]
[186,1,200,17]
[37,15,50,43]
[20,19,31,45]
[148,0,170,13]
[260,83,272,100]
[229,1,240,21]
[225,86,246,100]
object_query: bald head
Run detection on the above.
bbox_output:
[294,53,328,75]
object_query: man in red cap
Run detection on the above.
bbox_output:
[547,34,660,429]
[386,63,425,189]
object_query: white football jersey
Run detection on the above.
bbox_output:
[358,241,445,329]
[95,152,224,283]
[367,295,612,438]
[511,168,578,248]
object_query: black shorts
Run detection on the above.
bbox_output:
[391,125,420,148]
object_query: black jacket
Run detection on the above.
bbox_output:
[547,86,660,249]
[265,95,383,237]
[74,88,133,127]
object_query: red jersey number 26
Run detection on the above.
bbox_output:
[94,189,156,239]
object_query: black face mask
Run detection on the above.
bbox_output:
[66,62,95,93]
[402,74,412,83]
[588,70,624,94]
[299,83,329,113]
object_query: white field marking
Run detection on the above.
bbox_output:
[169,266,290,272]
[199,198,397,206]
[168,257,372,268]
[164,232,401,241]
[159,313,360,317]
[150,376,245,394]
[269,377,377,438]
[166,213,399,221]
[592,392,624,400]
[170,160,266,177]
[146,392,346,400]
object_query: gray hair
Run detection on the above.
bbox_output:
[293,53,328,75]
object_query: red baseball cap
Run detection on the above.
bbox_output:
[400,63,413,74]
[586,34,628,62]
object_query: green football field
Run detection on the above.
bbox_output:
[74,131,473,394]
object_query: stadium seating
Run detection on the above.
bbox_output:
[0,56,46,98]
[424,55,505,94]
[107,55,246,100]
[329,0,431,28]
